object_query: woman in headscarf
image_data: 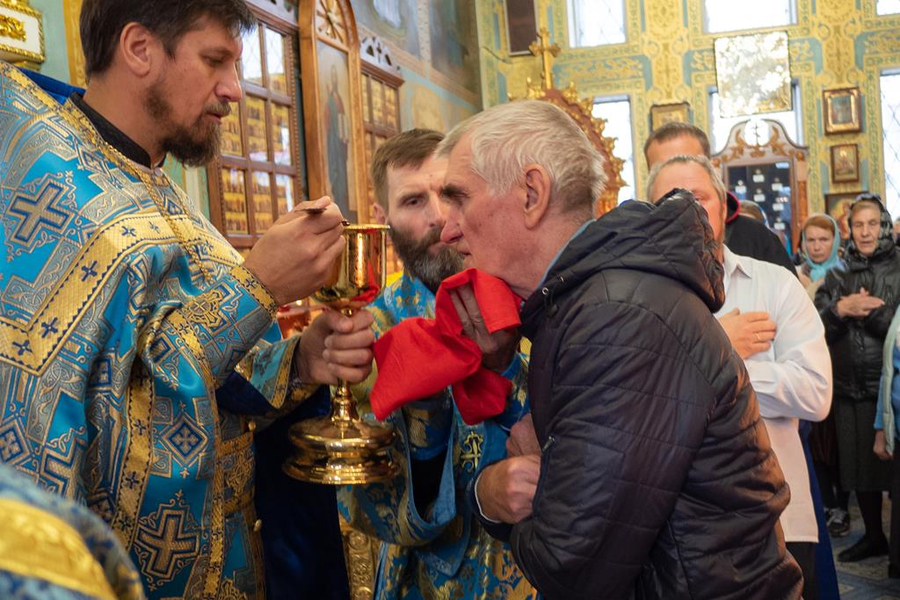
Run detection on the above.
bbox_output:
[815,194,900,564]
[799,214,842,298]
[802,214,850,543]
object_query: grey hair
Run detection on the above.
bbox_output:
[645,154,727,205]
[436,100,607,215]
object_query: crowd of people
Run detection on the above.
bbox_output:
[2,0,900,599]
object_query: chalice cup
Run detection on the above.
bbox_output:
[283,224,399,485]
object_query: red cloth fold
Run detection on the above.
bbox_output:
[371,268,521,425]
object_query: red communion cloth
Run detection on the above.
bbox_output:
[371,268,521,425]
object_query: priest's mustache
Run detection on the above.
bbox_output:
[207,102,232,119]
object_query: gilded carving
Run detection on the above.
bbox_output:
[0,14,26,41]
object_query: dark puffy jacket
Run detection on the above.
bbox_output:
[814,195,900,401]
[498,193,801,599]
[725,192,798,276]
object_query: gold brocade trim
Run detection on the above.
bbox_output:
[231,265,279,318]
[197,397,227,598]
[110,364,153,553]
[221,431,254,515]
[270,335,302,410]
[241,503,266,600]
[0,212,179,374]
[0,498,117,600]
[166,309,217,397]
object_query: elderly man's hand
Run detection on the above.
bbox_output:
[506,414,541,457]
[243,197,345,305]
[836,288,886,319]
[449,283,519,373]
[717,308,776,359]
[296,309,375,385]
[475,455,541,523]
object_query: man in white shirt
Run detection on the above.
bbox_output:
[648,154,833,600]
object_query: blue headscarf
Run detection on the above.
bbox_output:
[802,213,841,281]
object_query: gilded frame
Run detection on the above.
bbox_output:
[823,86,862,135]
[830,143,860,183]
[650,101,690,131]
[0,0,45,65]
[299,0,368,224]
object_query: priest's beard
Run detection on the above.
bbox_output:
[390,226,463,293]
[145,83,226,167]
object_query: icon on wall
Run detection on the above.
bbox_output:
[714,31,791,118]
[830,143,860,183]
[823,87,862,135]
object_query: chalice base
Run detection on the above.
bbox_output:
[283,416,400,485]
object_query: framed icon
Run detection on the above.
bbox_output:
[823,87,861,135]
[830,143,859,183]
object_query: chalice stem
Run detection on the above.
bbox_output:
[332,307,360,426]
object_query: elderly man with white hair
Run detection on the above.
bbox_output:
[647,154,832,600]
[437,99,803,600]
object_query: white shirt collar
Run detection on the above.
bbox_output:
[723,246,753,280]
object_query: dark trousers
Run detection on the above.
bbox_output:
[814,460,849,511]
[787,541,818,600]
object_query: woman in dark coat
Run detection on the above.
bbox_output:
[815,194,900,562]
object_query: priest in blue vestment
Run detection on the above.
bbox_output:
[336,129,538,599]
[0,1,373,597]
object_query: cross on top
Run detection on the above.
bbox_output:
[529,27,561,91]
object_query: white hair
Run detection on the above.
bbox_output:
[437,100,607,215]
[645,154,727,205]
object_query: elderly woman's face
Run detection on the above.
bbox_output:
[850,207,881,257]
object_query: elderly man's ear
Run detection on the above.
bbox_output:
[523,165,552,229]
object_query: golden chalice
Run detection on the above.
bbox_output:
[283,224,399,485]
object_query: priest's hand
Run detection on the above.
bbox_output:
[243,196,345,305]
[506,414,541,457]
[475,455,541,523]
[296,309,375,385]
[717,308,776,359]
[449,283,520,373]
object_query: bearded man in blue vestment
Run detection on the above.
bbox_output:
[0,0,375,597]
[336,129,538,599]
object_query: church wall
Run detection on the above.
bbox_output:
[476,0,900,213]
[352,0,483,133]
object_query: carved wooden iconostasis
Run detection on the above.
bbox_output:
[299,0,368,224]
[712,119,810,253]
